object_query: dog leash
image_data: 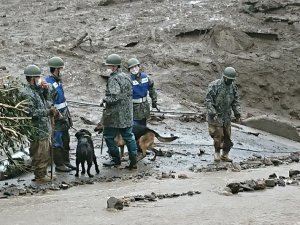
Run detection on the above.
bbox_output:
[71,126,78,131]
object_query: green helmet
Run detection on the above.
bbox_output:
[24,65,42,76]
[127,58,140,69]
[105,54,121,66]
[48,56,64,68]
[223,67,236,80]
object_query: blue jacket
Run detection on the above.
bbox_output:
[131,72,150,99]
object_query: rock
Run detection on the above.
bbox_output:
[289,153,300,162]
[289,170,300,178]
[0,66,6,70]
[178,174,188,179]
[271,158,282,166]
[263,158,273,166]
[265,179,276,187]
[227,182,240,194]
[134,195,145,201]
[219,187,233,196]
[171,193,180,197]
[98,0,114,6]
[187,191,194,196]
[254,180,266,190]
[253,153,262,158]
[268,173,277,179]
[269,51,281,59]
[277,179,286,187]
[107,197,123,210]
[60,184,69,190]
[232,163,242,172]
[242,115,300,142]
[241,180,256,191]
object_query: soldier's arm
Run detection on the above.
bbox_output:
[206,83,217,116]
[231,84,241,118]
[103,78,121,106]
[148,76,158,104]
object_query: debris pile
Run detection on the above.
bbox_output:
[225,169,300,195]
[191,152,300,173]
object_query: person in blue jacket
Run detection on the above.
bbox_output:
[46,56,76,172]
[127,58,158,126]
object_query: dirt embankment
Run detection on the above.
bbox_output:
[0,0,299,119]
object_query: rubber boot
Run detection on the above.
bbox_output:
[53,148,72,172]
[126,154,137,170]
[221,150,233,162]
[103,157,121,167]
[214,152,221,162]
[214,147,221,162]
[62,148,76,170]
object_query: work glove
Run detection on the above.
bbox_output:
[48,106,59,117]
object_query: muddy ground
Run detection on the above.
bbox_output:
[0,0,300,224]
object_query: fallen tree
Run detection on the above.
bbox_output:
[0,75,34,179]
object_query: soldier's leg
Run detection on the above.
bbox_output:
[103,127,121,167]
[208,125,224,162]
[61,130,76,170]
[133,119,147,126]
[52,131,71,172]
[120,126,138,170]
[221,125,233,162]
[30,138,51,183]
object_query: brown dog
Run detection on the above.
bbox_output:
[94,123,178,161]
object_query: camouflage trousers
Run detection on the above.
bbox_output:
[29,137,51,179]
[208,124,233,153]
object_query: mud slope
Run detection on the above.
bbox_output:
[0,0,299,119]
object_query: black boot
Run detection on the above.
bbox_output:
[62,148,76,170]
[53,148,72,172]
[126,154,137,170]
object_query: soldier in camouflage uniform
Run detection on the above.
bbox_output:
[22,65,57,183]
[127,58,157,126]
[45,56,76,172]
[101,54,138,169]
[206,67,241,162]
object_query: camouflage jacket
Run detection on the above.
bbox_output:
[21,84,51,141]
[131,73,157,120]
[206,79,241,127]
[102,70,133,128]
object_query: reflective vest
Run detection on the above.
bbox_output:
[45,75,67,109]
[131,73,149,103]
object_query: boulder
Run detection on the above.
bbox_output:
[107,197,124,210]
[242,115,300,142]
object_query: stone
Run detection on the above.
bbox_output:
[265,179,276,187]
[187,191,194,196]
[277,179,286,187]
[289,170,300,178]
[253,153,262,158]
[268,173,277,179]
[107,197,123,210]
[232,163,242,172]
[178,174,188,179]
[254,180,266,190]
[134,195,145,201]
[60,184,69,190]
[0,66,6,70]
[263,158,273,166]
[271,158,282,166]
[289,153,300,162]
[227,182,240,194]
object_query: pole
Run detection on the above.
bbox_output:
[50,115,55,182]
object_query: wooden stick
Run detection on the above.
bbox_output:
[69,32,89,50]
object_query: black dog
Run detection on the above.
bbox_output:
[75,129,99,177]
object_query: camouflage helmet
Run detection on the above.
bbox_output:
[48,56,64,68]
[105,54,121,66]
[127,58,140,69]
[223,67,236,80]
[24,65,42,77]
